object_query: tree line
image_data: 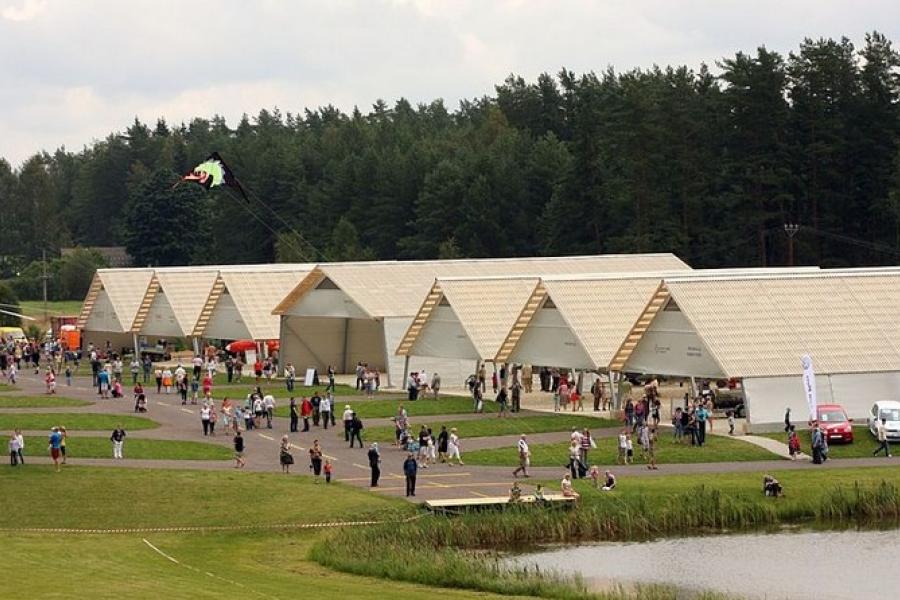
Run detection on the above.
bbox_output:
[2,32,900,281]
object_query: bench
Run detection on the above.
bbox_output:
[424,494,577,514]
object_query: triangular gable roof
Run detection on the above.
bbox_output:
[195,269,312,340]
[132,270,221,335]
[621,270,900,378]
[273,253,692,318]
[398,277,542,360]
[77,268,154,332]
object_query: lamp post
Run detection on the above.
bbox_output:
[784,223,800,266]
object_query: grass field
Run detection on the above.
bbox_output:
[759,426,886,459]
[275,395,494,420]
[363,414,622,443]
[0,383,18,392]
[21,437,231,461]
[18,299,83,318]
[0,413,158,431]
[0,395,91,408]
[464,432,780,467]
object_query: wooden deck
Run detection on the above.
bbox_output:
[424,493,577,513]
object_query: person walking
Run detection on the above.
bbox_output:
[285,362,296,392]
[437,425,449,463]
[512,434,530,478]
[279,435,294,474]
[431,372,441,399]
[200,404,211,436]
[580,428,593,466]
[368,442,381,487]
[289,397,299,433]
[873,418,892,457]
[342,404,354,442]
[309,440,323,483]
[233,431,246,468]
[447,427,464,465]
[811,424,825,464]
[110,426,126,459]
[14,429,24,465]
[9,432,20,466]
[263,393,276,429]
[349,412,364,448]
[208,404,217,436]
[403,452,418,497]
[48,427,63,472]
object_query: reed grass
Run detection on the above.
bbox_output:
[312,480,899,599]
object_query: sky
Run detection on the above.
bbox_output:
[1,0,899,166]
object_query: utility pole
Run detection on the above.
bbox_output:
[41,249,49,322]
[783,224,800,267]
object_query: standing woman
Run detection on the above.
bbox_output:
[208,403,218,437]
[154,367,163,394]
[221,398,232,434]
[279,435,294,474]
[447,428,464,466]
[300,396,312,432]
[289,397,299,433]
[309,440,323,483]
[200,404,211,436]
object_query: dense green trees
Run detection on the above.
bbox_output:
[2,32,900,275]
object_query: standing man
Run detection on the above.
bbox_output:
[263,393,276,429]
[342,404,354,442]
[355,362,364,390]
[233,430,245,468]
[48,427,63,472]
[289,397,299,433]
[430,372,441,400]
[129,356,140,385]
[285,362,296,392]
[403,452,418,497]
[110,426,126,459]
[873,418,892,457]
[368,443,381,487]
[512,434,530,478]
[142,355,152,383]
[319,394,331,430]
[437,425,449,463]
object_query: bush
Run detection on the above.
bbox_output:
[0,281,20,326]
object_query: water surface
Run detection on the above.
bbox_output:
[510,529,899,599]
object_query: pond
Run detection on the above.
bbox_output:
[509,529,900,599]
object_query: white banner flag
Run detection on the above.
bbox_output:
[801,354,817,420]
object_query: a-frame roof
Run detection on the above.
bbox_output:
[76,268,155,332]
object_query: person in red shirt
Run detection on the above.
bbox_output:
[202,374,213,401]
[300,396,313,432]
[253,360,263,383]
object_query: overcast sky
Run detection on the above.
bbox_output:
[1,0,898,166]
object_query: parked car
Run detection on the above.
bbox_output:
[816,404,853,443]
[867,400,900,441]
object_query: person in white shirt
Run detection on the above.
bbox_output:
[342,405,354,442]
[512,434,530,478]
[14,429,24,465]
[617,431,627,465]
[252,396,264,428]
[561,473,580,499]
[192,356,203,380]
[571,427,583,446]
[174,364,186,385]
[263,394,276,429]
[319,395,331,430]
[447,428,464,465]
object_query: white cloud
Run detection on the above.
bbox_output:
[1,0,899,165]
[0,0,47,22]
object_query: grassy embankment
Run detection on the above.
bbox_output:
[464,432,779,466]
[363,414,621,443]
[0,395,91,408]
[759,427,886,458]
[0,413,157,431]
[21,437,230,460]
[312,466,900,598]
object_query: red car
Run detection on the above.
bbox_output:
[817,404,854,443]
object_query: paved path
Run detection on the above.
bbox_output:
[3,373,898,502]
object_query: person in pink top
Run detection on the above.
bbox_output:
[202,374,213,401]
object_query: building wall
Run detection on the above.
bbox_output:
[626,309,724,378]
[141,291,184,338]
[384,316,476,389]
[204,291,252,340]
[507,305,594,370]
[743,372,900,430]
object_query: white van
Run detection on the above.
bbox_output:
[867,400,900,441]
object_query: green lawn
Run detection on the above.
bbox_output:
[363,414,622,443]
[0,383,18,392]
[275,395,494,420]
[0,413,157,431]
[0,532,515,599]
[465,432,780,467]
[22,437,231,461]
[758,426,885,459]
[0,467,409,529]
[0,395,91,408]
[19,299,83,318]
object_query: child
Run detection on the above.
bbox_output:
[589,465,601,488]
[727,410,735,435]
[625,434,634,465]
[616,431,627,465]
[323,459,333,483]
[787,425,801,460]
[552,391,560,412]
[65,366,72,386]
[602,470,617,491]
